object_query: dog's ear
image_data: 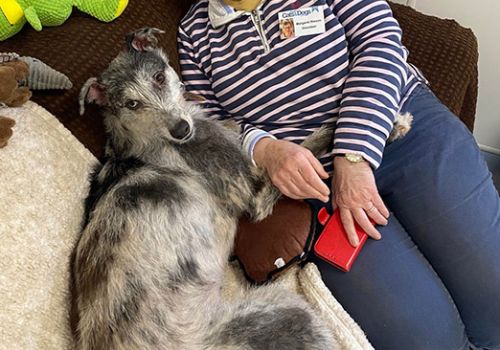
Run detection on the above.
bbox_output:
[126,27,165,52]
[79,77,108,115]
[183,92,206,103]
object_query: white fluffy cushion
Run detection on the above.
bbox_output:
[0,102,372,350]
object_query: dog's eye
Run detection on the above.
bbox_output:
[125,100,142,110]
[154,71,166,85]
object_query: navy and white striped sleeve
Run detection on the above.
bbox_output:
[328,0,408,168]
[177,25,275,160]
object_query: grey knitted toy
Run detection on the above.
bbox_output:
[0,52,72,90]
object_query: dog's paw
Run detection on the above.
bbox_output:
[388,112,413,142]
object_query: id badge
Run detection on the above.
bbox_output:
[278,6,326,39]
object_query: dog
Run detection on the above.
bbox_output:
[72,27,336,350]
[72,27,412,350]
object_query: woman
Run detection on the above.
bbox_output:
[178,0,500,348]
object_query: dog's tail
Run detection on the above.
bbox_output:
[249,126,334,222]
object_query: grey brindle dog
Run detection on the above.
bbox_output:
[72,28,411,350]
[72,27,335,350]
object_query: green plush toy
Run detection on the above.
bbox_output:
[0,0,129,41]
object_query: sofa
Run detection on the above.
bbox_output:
[0,1,479,349]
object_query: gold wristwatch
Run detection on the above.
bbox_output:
[344,153,365,164]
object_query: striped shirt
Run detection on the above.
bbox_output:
[178,0,424,172]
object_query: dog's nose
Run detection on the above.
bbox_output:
[171,120,191,140]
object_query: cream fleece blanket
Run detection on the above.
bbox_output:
[0,102,372,350]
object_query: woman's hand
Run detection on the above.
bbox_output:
[332,156,390,247]
[254,138,330,202]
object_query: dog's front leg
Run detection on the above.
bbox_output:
[247,168,282,222]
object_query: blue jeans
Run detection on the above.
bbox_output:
[307,84,500,350]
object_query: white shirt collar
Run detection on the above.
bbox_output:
[208,0,245,28]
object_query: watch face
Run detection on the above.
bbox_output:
[346,153,363,163]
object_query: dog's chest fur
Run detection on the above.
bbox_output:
[173,118,258,215]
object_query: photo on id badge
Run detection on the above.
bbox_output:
[279,6,325,40]
[280,19,295,39]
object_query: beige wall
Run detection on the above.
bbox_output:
[391,0,500,153]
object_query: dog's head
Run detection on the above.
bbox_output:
[80,28,204,148]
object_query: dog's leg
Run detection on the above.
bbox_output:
[300,125,334,157]
[208,290,335,350]
[248,169,281,222]
[300,113,413,152]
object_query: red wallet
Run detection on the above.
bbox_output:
[313,207,369,272]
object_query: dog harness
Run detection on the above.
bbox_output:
[178,0,426,171]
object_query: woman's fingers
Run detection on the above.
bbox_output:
[278,181,306,200]
[364,202,388,226]
[372,193,390,219]
[296,161,330,201]
[339,206,383,248]
[285,174,328,202]
[305,151,330,179]
[293,181,329,202]
[277,175,326,202]
[352,208,382,240]
[339,208,360,247]
[279,154,330,202]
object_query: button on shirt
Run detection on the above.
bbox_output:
[177,0,424,172]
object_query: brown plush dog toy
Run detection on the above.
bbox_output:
[0,59,32,148]
[0,60,32,107]
[0,116,15,148]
